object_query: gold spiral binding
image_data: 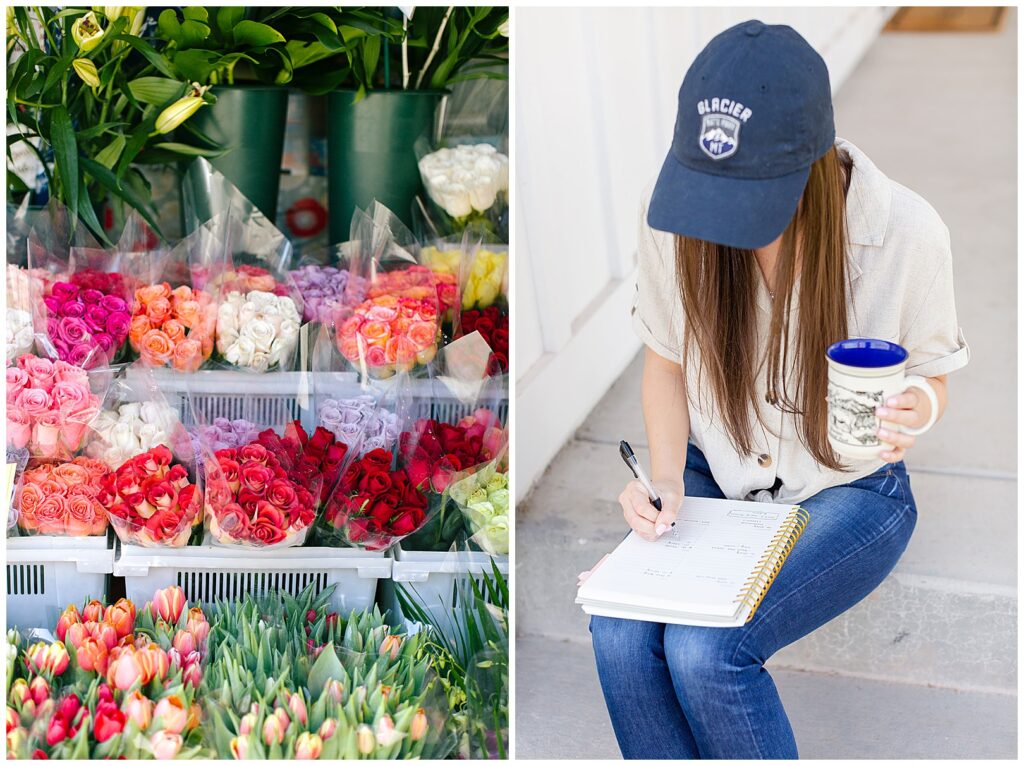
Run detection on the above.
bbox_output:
[734,506,810,621]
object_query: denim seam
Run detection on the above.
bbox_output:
[729,499,913,756]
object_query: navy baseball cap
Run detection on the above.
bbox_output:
[648,20,835,249]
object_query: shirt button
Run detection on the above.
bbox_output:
[758,453,772,468]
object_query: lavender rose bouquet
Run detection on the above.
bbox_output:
[290,265,367,324]
[318,396,400,457]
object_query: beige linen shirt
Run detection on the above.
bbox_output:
[631,139,971,504]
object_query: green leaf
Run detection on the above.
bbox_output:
[182,7,209,24]
[232,20,286,47]
[178,19,212,49]
[127,77,187,106]
[50,105,79,227]
[157,9,182,41]
[80,157,163,239]
[306,643,344,699]
[115,35,178,79]
[363,35,381,84]
[76,174,109,245]
[214,6,246,38]
[172,49,220,83]
[151,142,227,157]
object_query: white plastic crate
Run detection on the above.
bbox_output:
[114,540,392,615]
[6,536,114,630]
[140,368,508,428]
[384,545,509,629]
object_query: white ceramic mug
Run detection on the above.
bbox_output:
[826,339,939,461]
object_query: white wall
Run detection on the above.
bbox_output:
[514,6,893,500]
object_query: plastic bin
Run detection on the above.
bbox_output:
[114,539,392,615]
[383,544,509,629]
[6,535,114,630]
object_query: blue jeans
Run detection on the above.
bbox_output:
[590,443,917,759]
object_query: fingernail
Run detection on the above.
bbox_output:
[655,524,667,536]
[876,407,889,417]
[887,397,899,406]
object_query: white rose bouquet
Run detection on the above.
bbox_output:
[419,143,509,227]
[215,290,302,373]
[85,400,180,469]
[6,309,35,364]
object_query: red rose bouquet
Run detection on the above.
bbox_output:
[318,448,430,550]
[202,434,320,549]
[253,421,349,508]
[400,414,502,495]
[99,445,202,548]
[15,458,111,537]
[460,306,509,375]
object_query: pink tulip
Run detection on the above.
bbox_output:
[287,693,307,726]
[64,623,89,650]
[294,732,323,760]
[122,690,153,730]
[230,736,248,759]
[106,649,143,691]
[172,630,196,655]
[185,607,209,645]
[324,679,343,703]
[375,715,402,747]
[318,718,336,741]
[28,677,49,706]
[82,600,105,623]
[153,696,187,735]
[379,634,402,660]
[262,713,284,746]
[55,605,81,643]
[149,731,183,760]
[273,706,290,732]
[150,586,186,624]
[238,713,256,736]
[410,708,429,741]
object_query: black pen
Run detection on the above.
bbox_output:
[619,440,662,511]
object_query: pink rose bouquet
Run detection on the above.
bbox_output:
[6,354,101,460]
[41,277,131,368]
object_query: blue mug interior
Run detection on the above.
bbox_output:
[827,339,908,368]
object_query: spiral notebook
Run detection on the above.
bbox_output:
[576,497,809,628]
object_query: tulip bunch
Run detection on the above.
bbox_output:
[99,445,202,547]
[204,437,318,549]
[16,458,111,537]
[335,295,440,378]
[129,283,217,372]
[41,278,131,368]
[460,305,509,374]
[319,449,430,550]
[7,354,102,460]
[85,400,180,469]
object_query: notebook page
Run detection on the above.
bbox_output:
[578,497,793,617]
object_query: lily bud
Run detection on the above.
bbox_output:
[318,718,336,740]
[356,723,375,755]
[262,713,284,746]
[229,736,248,760]
[71,11,104,52]
[294,731,322,760]
[149,731,183,760]
[72,58,100,88]
[379,634,402,660]
[410,708,429,741]
[155,86,208,135]
[28,677,49,706]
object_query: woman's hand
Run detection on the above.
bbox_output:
[618,479,683,542]
[874,375,947,463]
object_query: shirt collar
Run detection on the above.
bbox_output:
[837,138,892,280]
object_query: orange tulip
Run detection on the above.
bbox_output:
[379,634,402,660]
[122,690,153,730]
[153,696,187,735]
[82,600,105,623]
[28,677,49,706]
[104,601,135,638]
[55,605,81,643]
[76,637,109,674]
[410,708,429,741]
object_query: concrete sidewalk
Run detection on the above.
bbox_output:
[515,14,1017,760]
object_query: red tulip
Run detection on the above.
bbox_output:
[45,716,67,747]
[6,708,18,734]
[55,605,81,643]
[93,704,125,743]
[82,600,105,623]
[28,677,49,706]
[150,587,186,625]
[55,695,81,725]
[76,637,109,675]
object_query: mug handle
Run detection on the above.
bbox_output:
[899,375,939,436]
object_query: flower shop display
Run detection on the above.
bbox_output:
[14,458,111,538]
[215,290,302,373]
[6,308,34,364]
[289,264,366,324]
[318,396,401,457]
[100,445,202,548]
[130,283,217,372]
[6,354,102,460]
[85,401,180,469]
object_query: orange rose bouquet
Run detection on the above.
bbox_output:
[129,283,216,372]
[15,457,111,537]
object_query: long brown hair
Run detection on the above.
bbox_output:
[675,146,852,470]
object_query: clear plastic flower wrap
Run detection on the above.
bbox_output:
[123,218,222,373]
[398,333,509,552]
[182,161,305,374]
[191,384,340,550]
[95,366,204,548]
[26,206,149,370]
[331,202,444,379]
[6,353,114,461]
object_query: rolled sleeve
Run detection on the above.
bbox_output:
[631,194,684,363]
[900,223,971,378]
